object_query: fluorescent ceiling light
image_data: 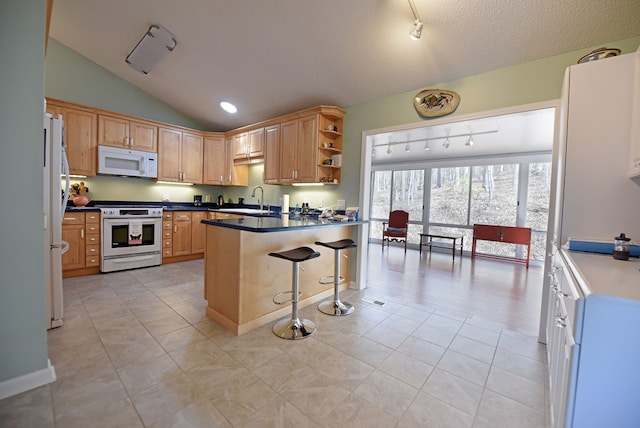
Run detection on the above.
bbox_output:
[220,101,238,113]
[125,25,177,74]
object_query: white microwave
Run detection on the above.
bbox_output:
[98,146,157,178]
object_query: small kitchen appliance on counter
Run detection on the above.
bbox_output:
[193,195,202,206]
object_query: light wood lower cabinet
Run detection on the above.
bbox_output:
[162,211,208,263]
[191,212,206,254]
[172,212,192,257]
[162,212,174,258]
[62,212,101,276]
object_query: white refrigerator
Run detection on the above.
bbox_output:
[44,113,69,329]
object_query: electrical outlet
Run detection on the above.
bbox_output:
[337,199,345,210]
[162,193,170,202]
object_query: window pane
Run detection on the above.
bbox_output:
[371,171,391,219]
[470,165,518,227]
[392,170,425,221]
[527,162,552,260]
[429,167,470,225]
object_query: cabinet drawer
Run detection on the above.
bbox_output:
[86,213,100,223]
[63,213,85,225]
[163,230,172,239]
[86,223,100,234]
[163,239,173,248]
[163,212,173,221]
[85,255,100,267]
[174,212,192,222]
[163,248,173,257]
[86,234,100,245]
[85,244,100,256]
[163,221,172,230]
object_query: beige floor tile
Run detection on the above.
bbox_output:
[236,394,318,428]
[380,312,423,333]
[225,343,287,370]
[399,390,474,428]
[279,369,352,420]
[458,323,501,347]
[473,389,546,428]
[52,370,129,424]
[147,399,231,428]
[379,351,434,389]
[485,366,545,409]
[341,336,394,367]
[437,349,491,386]
[448,335,497,364]
[141,312,191,337]
[412,324,458,348]
[353,370,418,418]
[155,325,207,352]
[492,349,547,382]
[103,336,167,368]
[423,313,464,333]
[422,368,483,416]
[364,323,409,349]
[134,305,180,323]
[55,397,143,428]
[396,335,447,366]
[498,333,547,363]
[117,353,183,395]
[324,393,399,427]
[168,340,234,372]
[394,305,433,323]
[130,372,209,426]
[308,353,374,391]
[0,385,54,428]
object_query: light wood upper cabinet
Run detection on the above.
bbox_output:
[233,133,248,160]
[99,115,157,152]
[278,119,298,184]
[204,134,228,185]
[47,104,97,177]
[263,124,280,184]
[158,128,203,184]
[295,114,319,183]
[248,128,264,158]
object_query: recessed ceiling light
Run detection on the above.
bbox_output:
[220,101,237,114]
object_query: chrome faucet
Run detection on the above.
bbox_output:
[251,185,264,210]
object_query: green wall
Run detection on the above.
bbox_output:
[0,0,49,383]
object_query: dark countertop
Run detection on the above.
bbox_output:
[202,215,363,233]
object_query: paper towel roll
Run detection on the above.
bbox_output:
[282,194,290,213]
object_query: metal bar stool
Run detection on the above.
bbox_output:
[269,246,321,340]
[315,239,356,316]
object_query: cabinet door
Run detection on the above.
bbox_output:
[295,114,318,183]
[62,224,85,270]
[203,135,227,185]
[227,139,248,186]
[129,120,157,152]
[182,132,204,184]
[264,124,280,184]
[98,115,129,148]
[158,127,182,182]
[248,128,264,157]
[233,133,248,159]
[279,119,298,183]
[172,213,192,256]
[61,107,97,176]
[191,212,206,254]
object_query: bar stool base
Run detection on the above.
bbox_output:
[318,300,354,316]
[272,317,317,340]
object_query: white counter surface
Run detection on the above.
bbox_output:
[562,249,640,301]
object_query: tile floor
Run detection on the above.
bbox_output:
[1,258,549,427]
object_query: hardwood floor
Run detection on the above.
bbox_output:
[365,244,544,337]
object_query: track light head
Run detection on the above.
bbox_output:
[443,138,450,148]
[386,144,392,154]
[466,136,474,146]
[410,20,424,40]
[424,141,430,151]
[405,142,411,152]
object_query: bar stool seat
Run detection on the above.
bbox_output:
[269,246,320,340]
[315,239,357,316]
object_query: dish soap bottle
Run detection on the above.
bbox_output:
[613,233,631,260]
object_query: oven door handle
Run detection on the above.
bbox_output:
[109,254,157,263]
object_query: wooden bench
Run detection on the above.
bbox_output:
[471,224,532,268]
[419,233,464,261]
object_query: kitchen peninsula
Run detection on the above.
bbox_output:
[202,215,361,335]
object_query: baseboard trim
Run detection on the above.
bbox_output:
[0,359,56,400]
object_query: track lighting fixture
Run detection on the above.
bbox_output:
[443,138,450,148]
[372,130,497,154]
[466,136,474,146]
[424,141,430,150]
[387,143,392,154]
[405,142,411,152]
[408,0,424,40]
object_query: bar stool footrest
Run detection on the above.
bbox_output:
[318,275,345,285]
[272,290,301,305]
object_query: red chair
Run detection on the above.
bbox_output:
[382,210,409,252]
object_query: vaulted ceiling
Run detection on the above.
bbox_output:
[49,0,640,132]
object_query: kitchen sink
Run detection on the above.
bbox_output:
[215,208,275,215]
